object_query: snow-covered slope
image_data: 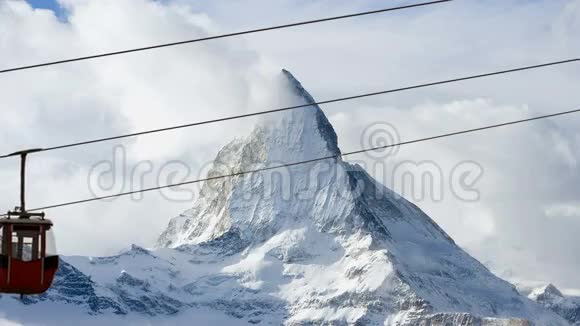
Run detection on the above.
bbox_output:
[525,284,580,325]
[0,70,568,325]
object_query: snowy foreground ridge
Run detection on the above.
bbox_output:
[0,71,575,325]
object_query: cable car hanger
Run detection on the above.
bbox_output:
[7,149,44,219]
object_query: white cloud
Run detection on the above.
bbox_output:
[0,0,291,256]
[0,0,579,290]
[545,203,580,218]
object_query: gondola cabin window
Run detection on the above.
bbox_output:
[11,226,42,261]
[0,222,54,261]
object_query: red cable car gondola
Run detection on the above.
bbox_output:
[0,149,58,295]
[0,217,58,294]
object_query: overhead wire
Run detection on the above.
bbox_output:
[1,57,578,159]
[5,106,578,216]
[0,0,452,75]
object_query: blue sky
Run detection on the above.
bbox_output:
[27,0,66,20]
[27,0,58,10]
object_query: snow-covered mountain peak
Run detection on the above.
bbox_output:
[528,284,580,325]
[279,69,341,155]
[150,70,568,324]
[157,69,349,248]
[530,284,565,301]
[259,69,341,160]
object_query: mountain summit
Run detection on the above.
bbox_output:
[157,69,343,248]
[0,70,568,325]
[154,70,564,325]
